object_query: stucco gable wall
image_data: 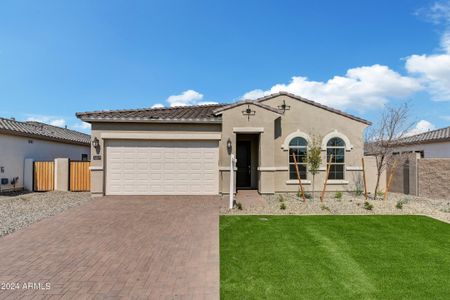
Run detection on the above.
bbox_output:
[260,95,368,192]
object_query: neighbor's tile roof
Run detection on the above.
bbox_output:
[397,126,450,145]
[0,117,90,146]
[76,104,226,123]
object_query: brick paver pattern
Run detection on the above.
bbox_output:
[0,196,220,299]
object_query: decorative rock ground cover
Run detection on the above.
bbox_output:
[221,192,450,224]
[0,191,91,237]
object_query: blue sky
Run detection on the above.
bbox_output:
[0,0,449,134]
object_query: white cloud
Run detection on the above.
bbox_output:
[71,121,91,132]
[417,1,450,25]
[26,115,66,127]
[405,120,436,136]
[405,32,450,101]
[242,65,422,111]
[151,103,164,108]
[165,89,218,107]
[167,90,204,107]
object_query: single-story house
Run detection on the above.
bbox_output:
[76,92,372,197]
[0,117,90,192]
[392,126,450,158]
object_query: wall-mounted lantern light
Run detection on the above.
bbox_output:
[227,138,232,155]
[92,137,100,148]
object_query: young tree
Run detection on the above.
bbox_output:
[365,103,413,199]
[307,135,322,200]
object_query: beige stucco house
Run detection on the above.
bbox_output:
[0,117,90,192]
[77,92,371,197]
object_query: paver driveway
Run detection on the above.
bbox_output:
[0,196,220,299]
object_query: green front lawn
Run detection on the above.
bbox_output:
[220,215,450,299]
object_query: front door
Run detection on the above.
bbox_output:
[236,141,251,188]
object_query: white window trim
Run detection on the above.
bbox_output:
[321,130,353,151]
[326,137,346,180]
[287,135,308,180]
[281,130,311,150]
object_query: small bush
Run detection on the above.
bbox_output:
[320,204,331,212]
[236,202,243,210]
[297,191,312,199]
[280,203,286,210]
[355,188,363,196]
[363,201,373,210]
[335,191,343,199]
[278,195,285,202]
[377,191,384,198]
[396,201,403,209]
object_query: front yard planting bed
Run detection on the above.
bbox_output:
[220,215,450,299]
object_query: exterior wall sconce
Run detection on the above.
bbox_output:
[227,138,232,155]
[92,137,100,148]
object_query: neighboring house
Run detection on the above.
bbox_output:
[0,117,90,192]
[384,126,450,199]
[392,126,450,158]
[76,92,371,197]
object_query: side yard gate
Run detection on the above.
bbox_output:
[69,161,90,192]
[33,161,55,192]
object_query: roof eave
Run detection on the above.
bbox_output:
[78,117,223,124]
[0,129,90,146]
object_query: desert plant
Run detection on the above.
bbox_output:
[304,192,312,199]
[376,191,384,198]
[335,191,343,199]
[278,194,285,202]
[320,204,331,212]
[365,103,413,199]
[306,135,322,200]
[236,202,243,210]
[395,201,403,209]
[355,187,363,197]
[280,203,286,210]
[363,201,373,210]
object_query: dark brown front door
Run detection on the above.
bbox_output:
[236,141,251,188]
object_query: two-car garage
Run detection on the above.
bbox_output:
[105,140,219,195]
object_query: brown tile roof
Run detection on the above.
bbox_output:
[213,100,284,115]
[255,92,371,125]
[0,117,90,146]
[76,104,226,123]
[397,126,450,145]
[76,92,371,125]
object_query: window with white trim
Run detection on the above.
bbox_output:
[289,137,307,180]
[327,137,345,180]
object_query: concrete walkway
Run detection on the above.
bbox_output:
[0,196,220,299]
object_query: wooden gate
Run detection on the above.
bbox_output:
[70,161,91,191]
[33,161,55,191]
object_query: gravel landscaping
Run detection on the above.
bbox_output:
[0,191,91,237]
[221,192,450,223]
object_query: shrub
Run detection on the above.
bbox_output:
[335,191,343,199]
[297,191,312,199]
[280,203,286,210]
[278,195,285,202]
[355,187,363,196]
[320,204,331,212]
[236,202,243,210]
[396,198,409,209]
[376,191,384,198]
[363,201,373,210]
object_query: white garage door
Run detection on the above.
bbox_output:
[105,140,219,195]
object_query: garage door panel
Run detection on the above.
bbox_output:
[106,140,219,195]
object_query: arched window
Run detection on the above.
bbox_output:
[289,137,307,180]
[327,137,345,180]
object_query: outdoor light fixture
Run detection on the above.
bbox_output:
[242,104,256,121]
[226,138,232,154]
[92,137,100,149]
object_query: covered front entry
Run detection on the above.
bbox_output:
[105,140,219,195]
[236,134,259,189]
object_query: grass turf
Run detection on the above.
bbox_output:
[220,215,450,299]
